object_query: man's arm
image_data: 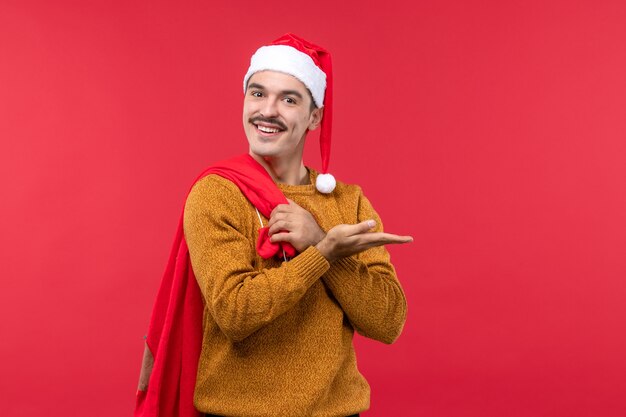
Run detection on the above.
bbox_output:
[183,175,330,342]
[268,191,412,344]
[316,193,410,344]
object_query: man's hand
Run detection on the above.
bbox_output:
[268,199,326,252]
[315,220,413,262]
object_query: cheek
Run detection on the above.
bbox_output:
[243,99,258,116]
[303,115,316,130]
[293,112,313,128]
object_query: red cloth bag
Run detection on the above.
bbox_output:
[135,154,296,417]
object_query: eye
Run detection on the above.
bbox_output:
[283,97,296,104]
[250,91,263,98]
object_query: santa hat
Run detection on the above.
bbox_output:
[243,33,336,194]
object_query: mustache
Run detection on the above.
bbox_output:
[249,116,287,131]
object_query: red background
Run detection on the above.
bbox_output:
[1,1,626,416]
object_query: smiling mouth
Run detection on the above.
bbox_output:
[250,117,287,135]
[256,124,282,134]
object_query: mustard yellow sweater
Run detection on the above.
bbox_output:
[183,168,407,417]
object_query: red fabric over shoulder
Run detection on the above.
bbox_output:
[135,154,296,417]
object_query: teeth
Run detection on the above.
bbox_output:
[257,125,280,133]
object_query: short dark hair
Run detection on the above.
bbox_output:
[309,93,318,112]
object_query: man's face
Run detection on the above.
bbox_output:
[243,70,323,163]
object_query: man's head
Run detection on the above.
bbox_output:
[243,70,323,166]
[242,33,336,193]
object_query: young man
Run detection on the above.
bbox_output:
[182,34,412,417]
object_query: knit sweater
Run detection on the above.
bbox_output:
[182,168,407,417]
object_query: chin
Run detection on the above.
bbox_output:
[248,144,281,159]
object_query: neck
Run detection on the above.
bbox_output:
[249,152,309,186]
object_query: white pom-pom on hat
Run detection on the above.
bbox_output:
[316,173,336,194]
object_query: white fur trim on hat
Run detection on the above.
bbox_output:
[243,45,327,107]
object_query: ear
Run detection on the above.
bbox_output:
[307,106,324,131]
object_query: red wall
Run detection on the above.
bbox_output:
[1,1,626,416]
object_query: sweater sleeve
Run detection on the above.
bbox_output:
[183,175,330,342]
[322,190,408,344]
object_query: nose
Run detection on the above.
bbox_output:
[260,96,279,118]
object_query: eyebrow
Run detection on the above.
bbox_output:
[281,90,304,100]
[247,83,304,100]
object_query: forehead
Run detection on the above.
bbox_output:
[247,70,310,94]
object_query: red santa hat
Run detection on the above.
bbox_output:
[243,33,336,194]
